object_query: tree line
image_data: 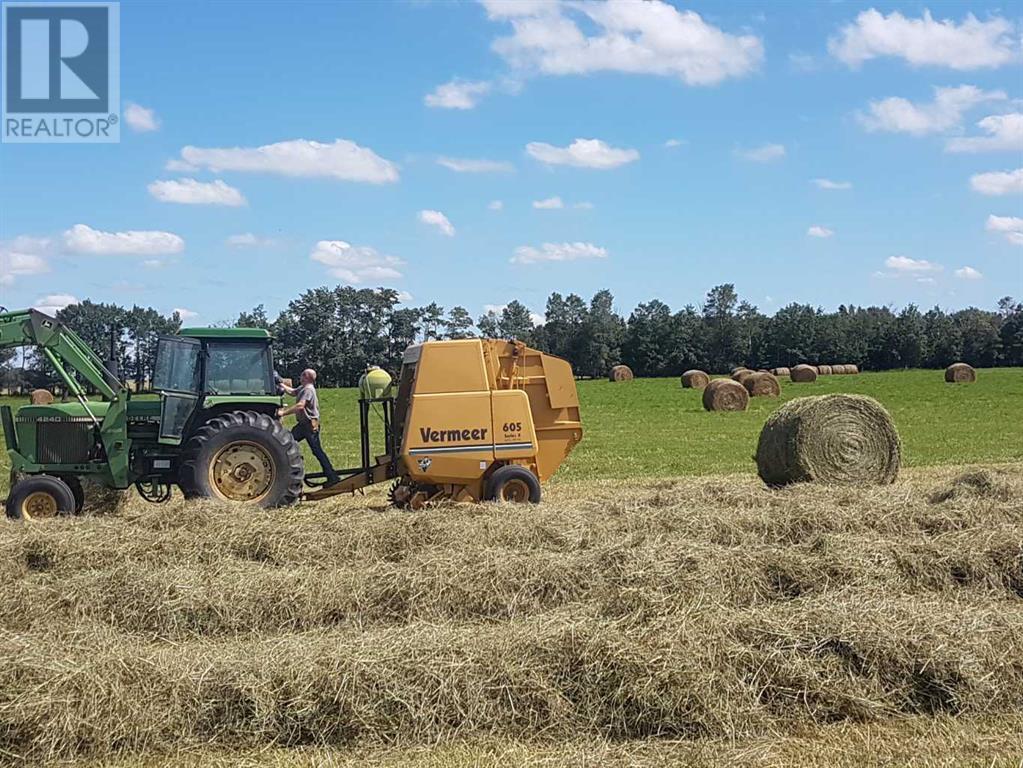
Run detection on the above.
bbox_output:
[2,284,1021,391]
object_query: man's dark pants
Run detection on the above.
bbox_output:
[292,420,340,485]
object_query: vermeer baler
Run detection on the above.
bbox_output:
[305,338,583,507]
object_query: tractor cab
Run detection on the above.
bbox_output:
[151,328,278,444]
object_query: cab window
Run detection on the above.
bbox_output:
[153,338,201,393]
[205,342,274,395]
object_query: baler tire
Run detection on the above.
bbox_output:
[485,465,542,504]
[177,411,304,508]
[5,475,77,521]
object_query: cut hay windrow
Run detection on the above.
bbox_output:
[608,365,634,382]
[790,364,818,383]
[945,363,976,383]
[681,370,710,389]
[743,372,780,398]
[755,394,901,487]
[703,379,749,411]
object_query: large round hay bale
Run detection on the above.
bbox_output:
[944,362,976,383]
[846,364,859,375]
[817,364,833,375]
[681,369,710,389]
[772,367,790,378]
[755,394,901,487]
[702,378,749,412]
[29,389,53,405]
[731,369,753,383]
[730,366,747,376]
[608,364,634,382]
[831,364,847,375]
[743,372,781,397]
[790,364,818,383]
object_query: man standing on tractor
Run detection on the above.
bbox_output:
[277,368,340,487]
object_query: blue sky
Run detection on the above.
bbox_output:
[1,0,1021,325]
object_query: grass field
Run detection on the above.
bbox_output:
[1,368,1021,765]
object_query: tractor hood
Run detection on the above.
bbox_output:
[16,401,112,421]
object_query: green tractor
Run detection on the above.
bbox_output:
[1,309,304,519]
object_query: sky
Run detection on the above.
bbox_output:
[1,0,1021,326]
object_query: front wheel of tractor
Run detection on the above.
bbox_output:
[5,475,77,521]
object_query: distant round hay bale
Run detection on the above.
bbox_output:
[29,389,53,405]
[846,364,859,374]
[702,378,749,412]
[817,364,833,375]
[681,369,710,389]
[730,366,747,376]
[743,372,781,397]
[831,364,847,375]
[608,365,634,382]
[772,367,790,378]
[731,369,753,383]
[944,362,976,383]
[756,394,901,487]
[789,364,818,383]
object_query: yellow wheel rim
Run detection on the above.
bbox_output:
[22,491,58,521]
[499,478,531,503]
[208,441,275,503]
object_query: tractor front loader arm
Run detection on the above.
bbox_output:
[0,309,131,486]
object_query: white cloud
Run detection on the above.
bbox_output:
[857,85,1004,135]
[487,0,763,86]
[829,9,1020,70]
[986,215,1023,246]
[63,224,184,256]
[310,240,404,284]
[945,113,1023,153]
[396,290,414,304]
[436,156,514,173]
[574,201,594,209]
[147,178,247,206]
[165,158,197,172]
[124,102,159,132]
[954,266,983,280]
[736,143,786,162]
[970,168,1023,196]
[174,139,399,183]
[812,178,852,190]
[226,233,277,248]
[418,210,456,236]
[173,308,199,320]
[885,255,942,273]
[664,138,685,148]
[526,138,639,169]
[533,196,564,209]
[488,200,504,211]
[511,241,608,265]
[424,79,491,109]
[0,248,49,285]
[33,294,79,316]
[482,302,543,327]
[807,226,834,238]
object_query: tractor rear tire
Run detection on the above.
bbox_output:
[178,411,304,508]
[6,475,77,521]
[485,465,542,504]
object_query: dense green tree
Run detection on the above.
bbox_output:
[444,306,475,339]
[499,301,535,343]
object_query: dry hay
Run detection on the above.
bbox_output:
[832,365,847,375]
[702,378,749,412]
[817,365,833,376]
[790,364,818,383]
[772,367,790,378]
[730,366,747,376]
[608,365,634,382]
[681,370,710,389]
[945,363,976,383]
[743,372,781,398]
[29,389,53,405]
[1,466,1023,764]
[756,394,901,487]
[731,369,753,383]
[846,364,860,375]
[928,470,1011,504]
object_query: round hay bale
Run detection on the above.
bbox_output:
[608,364,634,382]
[846,364,859,374]
[817,364,833,375]
[831,364,846,375]
[731,369,753,383]
[772,367,790,378]
[702,378,749,412]
[945,362,976,383]
[756,394,901,486]
[789,364,818,383]
[681,369,710,389]
[743,372,781,397]
[29,389,54,405]
[730,366,747,376]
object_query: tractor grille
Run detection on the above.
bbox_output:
[36,421,94,464]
